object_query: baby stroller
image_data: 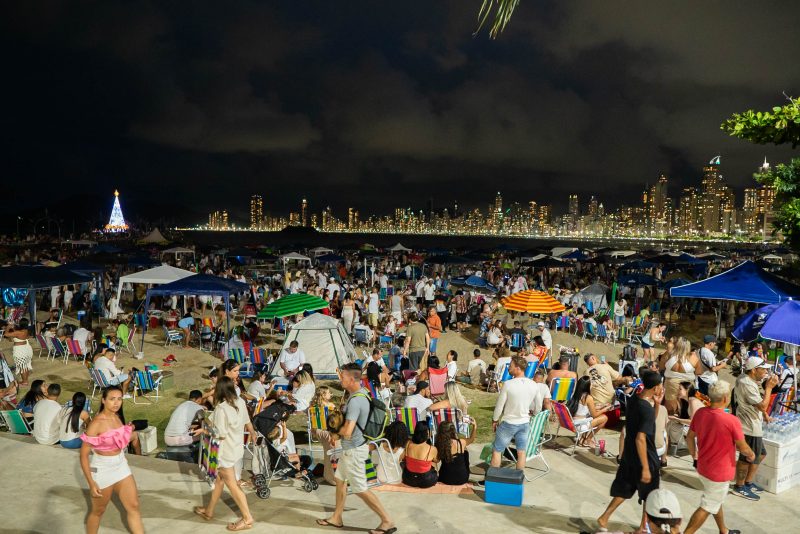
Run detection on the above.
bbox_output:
[251,400,319,499]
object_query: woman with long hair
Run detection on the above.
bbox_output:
[565,376,609,447]
[663,338,698,414]
[4,318,33,386]
[80,386,142,534]
[434,420,477,485]
[287,370,316,412]
[341,292,356,334]
[401,421,438,488]
[59,391,90,449]
[373,420,409,484]
[17,379,46,417]
[194,376,256,531]
[428,382,469,415]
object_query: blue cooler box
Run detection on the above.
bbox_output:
[485,467,524,506]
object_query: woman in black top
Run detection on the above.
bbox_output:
[434,420,477,485]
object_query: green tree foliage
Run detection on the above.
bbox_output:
[475,0,520,39]
[721,98,800,148]
[722,97,800,250]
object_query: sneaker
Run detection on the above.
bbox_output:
[730,485,760,501]
[726,530,741,534]
[122,394,132,400]
[746,482,765,493]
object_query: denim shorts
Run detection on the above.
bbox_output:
[493,421,529,452]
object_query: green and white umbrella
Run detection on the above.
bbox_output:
[257,293,329,320]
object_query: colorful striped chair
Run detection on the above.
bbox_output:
[132,370,163,404]
[505,409,551,480]
[66,339,88,364]
[50,338,68,364]
[199,430,220,487]
[393,407,421,433]
[35,334,52,358]
[88,367,111,399]
[551,401,593,456]
[550,377,576,402]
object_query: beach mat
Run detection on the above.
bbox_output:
[372,482,474,495]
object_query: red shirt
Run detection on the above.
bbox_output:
[689,407,744,482]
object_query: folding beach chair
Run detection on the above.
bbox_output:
[504,409,551,481]
[88,366,111,399]
[199,427,221,488]
[132,369,163,404]
[428,367,448,396]
[583,322,596,340]
[305,405,331,450]
[250,347,271,371]
[50,338,68,364]
[429,408,468,439]
[354,328,372,347]
[163,325,183,347]
[596,324,609,343]
[510,333,526,352]
[393,407,421,433]
[0,409,32,434]
[66,339,88,364]
[133,313,147,328]
[550,377,576,402]
[573,318,585,338]
[556,316,570,332]
[35,334,53,359]
[551,401,594,456]
[120,326,137,355]
[617,324,630,343]
[227,347,254,378]
[486,363,509,392]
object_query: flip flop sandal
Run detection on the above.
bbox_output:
[193,506,213,521]
[227,519,253,531]
[316,519,344,529]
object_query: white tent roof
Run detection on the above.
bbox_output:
[139,228,169,244]
[63,239,98,246]
[162,246,194,254]
[309,247,334,256]
[610,250,637,258]
[388,243,411,252]
[280,252,312,262]
[552,247,577,257]
[116,265,195,301]
[275,313,356,379]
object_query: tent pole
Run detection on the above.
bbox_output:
[141,291,151,355]
[28,289,37,334]
[716,299,722,340]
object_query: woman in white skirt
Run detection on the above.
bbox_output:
[4,318,33,386]
[80,385,142,534]
[194,376,256,531]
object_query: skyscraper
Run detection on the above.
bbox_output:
[301,198,308,227]
[699,156,723,234]
[678,187,698,235]
[494,191,503,228]
[646,174,669,235]
[250,194,263,229]
[743,188,758,234]
[568,194,579,232]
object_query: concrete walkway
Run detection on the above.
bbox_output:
[1,434,794,534]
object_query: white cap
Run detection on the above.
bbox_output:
[744,357,771,372]
[537,321,545,327]
[645,488,682,519]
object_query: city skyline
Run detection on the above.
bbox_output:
[195,155,778,242]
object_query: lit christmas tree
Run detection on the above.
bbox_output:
[104,190,129,232]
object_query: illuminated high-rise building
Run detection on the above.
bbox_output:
[348,207,355,230]
[568,194,579,232]
[678,188,698,236]
[743,188,758,234]
[699,156,723,234]
[301,198,308,227]
[250,195,263,229]
[538,204,552,234]
[646,174,669,235]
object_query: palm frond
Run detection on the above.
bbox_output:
[475,0,520,39]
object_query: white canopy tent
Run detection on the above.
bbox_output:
[139,227,169,244]
[161,246,195,264]
[280,252,312,272]
[387,243,411,252]
[116,265,195,302]
[271,313,356,379]
[309,247,334,257]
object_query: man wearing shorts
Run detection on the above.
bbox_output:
[598,370,663,532]
[731,357,779,500]
[487,356,538,471]
[317,363,395,534]
[684,380,753,534]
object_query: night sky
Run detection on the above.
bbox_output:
[4,1,799,229]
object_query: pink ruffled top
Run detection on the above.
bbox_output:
[80,424,132,451]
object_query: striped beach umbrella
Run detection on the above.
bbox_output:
[256,293,329,319]
[501,289,565,313]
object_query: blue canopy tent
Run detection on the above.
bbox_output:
[671,260,800,339]
[561,249,589,261]
[448,274,499,293]
[316,253,346,263]
[0,265,92,328]
[142,274,250,353]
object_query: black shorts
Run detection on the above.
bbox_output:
[741,435,766,465]
[610,460,660,503]
[456,313,467,322]
[416,297,424,305]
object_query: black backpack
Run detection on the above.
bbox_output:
[352,392,389,442]
[622,345,637,361]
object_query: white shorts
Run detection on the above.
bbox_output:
[334,444,370,493]
[699,474,729,514]
[90,452,132,489]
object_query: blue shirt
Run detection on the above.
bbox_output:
[178,317,195,329]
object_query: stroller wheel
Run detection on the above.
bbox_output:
[311,479,319,490]
[303,479,313,493]
[253,474,266,485]
[256,487,271,499]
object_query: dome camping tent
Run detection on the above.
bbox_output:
[270,313,357,380]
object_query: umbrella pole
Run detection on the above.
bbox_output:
[715,299,722,341]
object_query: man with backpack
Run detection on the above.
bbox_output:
[317,363,395,534]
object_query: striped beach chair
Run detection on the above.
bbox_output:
[430,408,467,438]
[51,338,68,364]
[550,377,576,402]
[132,370,163,404]
[393,407,420,433]
[551,401,594,456]
[505,409,551,481]
[88,366,111,399]
[35,334,52,358]
[66,339,88,364]
[199,431,221,487]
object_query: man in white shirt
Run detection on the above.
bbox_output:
[32,383,62,445]
[488,356,538,470]
[404,380,433,419]
[367,286,380,327]
[73,324,92,353]
[279,340,306,377]
[164,390,206,446]
[697,335,726,395]
[462,348,488,385]
[378,272,388,290]
[423,280,436,306]
[326,278,341,299]
[536,321,552,353]
[93,348,133,393]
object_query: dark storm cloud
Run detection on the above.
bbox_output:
[3,0,798,224]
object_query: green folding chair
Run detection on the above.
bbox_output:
[0,410,32,435]
[132,370,163,404]
[504,409,551,481]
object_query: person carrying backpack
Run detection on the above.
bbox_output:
[317,363,396,534]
